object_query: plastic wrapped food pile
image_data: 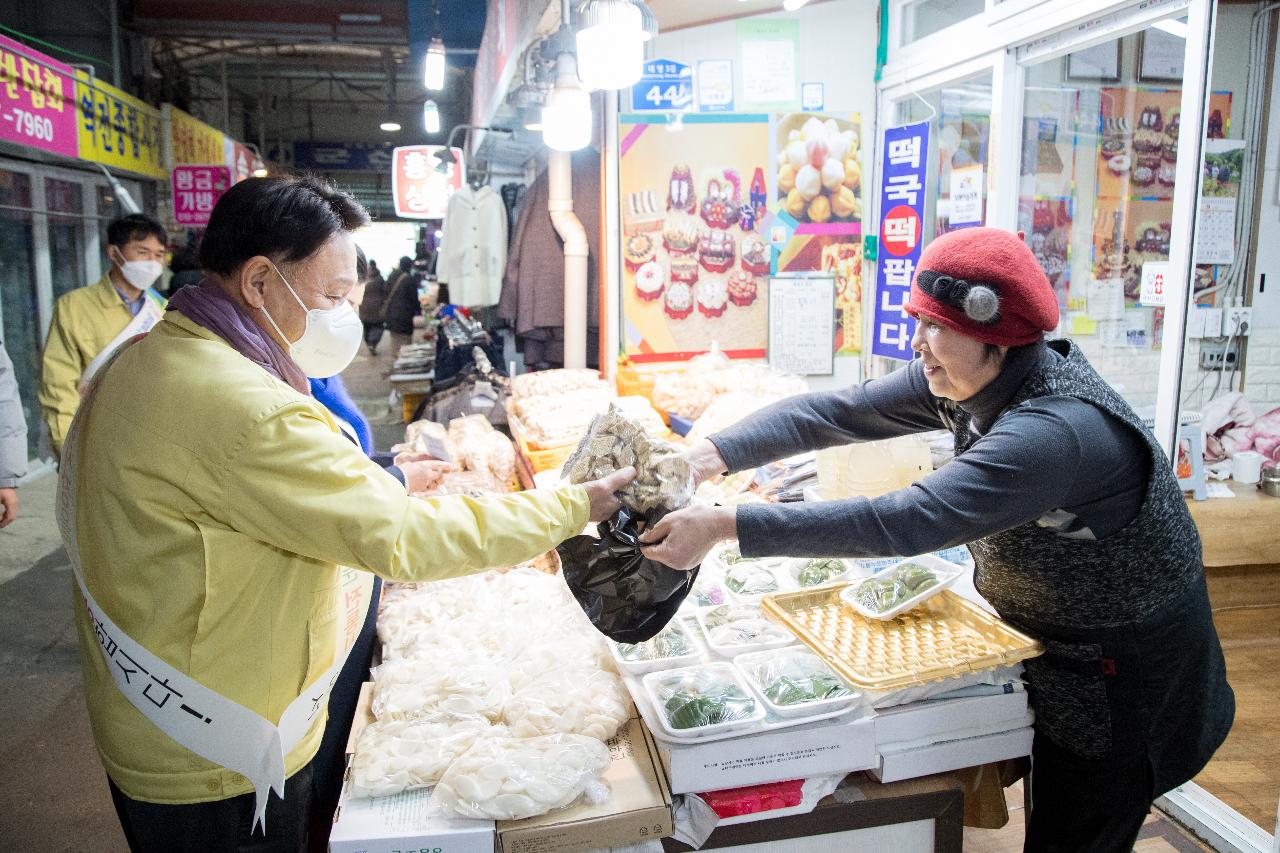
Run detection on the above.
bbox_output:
[370,656,510,721]
[561,405,695,514]
[725,564,779,596]
[764,672,852,706]
[511,368,604,399]
[431,734,612,820]
[746,653,854,708]
[394,414,515,496]
[653,668,758,731]
[702,604,792,649]
[357,568,629,814]
[852,562,940,613]
[508,370,617,449]
[349,717,498,799]
[615,622,694,662]
[651,351,808,422]
[796,558,848,587]
[447,415,516,490]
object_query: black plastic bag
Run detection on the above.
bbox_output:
[557,507,700,644]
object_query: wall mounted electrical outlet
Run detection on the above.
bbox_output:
[1223,306,1253,336]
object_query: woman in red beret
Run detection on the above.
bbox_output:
[641,227,1233,853]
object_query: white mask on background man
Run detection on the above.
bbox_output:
[260,261,362,378]
[111,249,163,290]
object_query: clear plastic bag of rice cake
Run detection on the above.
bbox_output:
[349,715,500,798]
[370,656,509,722]
[430,734,612,821]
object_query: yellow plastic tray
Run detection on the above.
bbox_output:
[760,586,1043,691]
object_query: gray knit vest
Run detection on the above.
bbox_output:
[947,340,1202,630]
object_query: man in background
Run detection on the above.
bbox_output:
[382,256,420,363]
[358,258,390,357]
[0,336,26,528]
[39,214,168,458]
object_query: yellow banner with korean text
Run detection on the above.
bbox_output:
[73,73,165,179]
[164,104,225,167]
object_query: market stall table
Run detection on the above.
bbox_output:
[1186,481,1280,567]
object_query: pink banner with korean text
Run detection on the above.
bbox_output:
[0,35,78,159]
[172,165,231,227]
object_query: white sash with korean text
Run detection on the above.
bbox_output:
[58,339,356,832]
[79,289,166,390]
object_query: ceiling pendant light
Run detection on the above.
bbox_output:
[424,1,446,91]
[576,0,651,90]
[380,119,402,132]
[543,53,592,151]
[424,37,446,90]
[423,100,440,134]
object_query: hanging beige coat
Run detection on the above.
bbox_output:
[437,185,508,308]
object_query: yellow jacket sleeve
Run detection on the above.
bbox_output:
[218,398,590,581]
[38,297,85,457]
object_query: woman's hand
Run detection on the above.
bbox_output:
[684,439,728,488]
[582,466,637,522]
[639,504,736,571]
[395,453,453,494]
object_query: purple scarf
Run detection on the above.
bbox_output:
[168,278,310,395]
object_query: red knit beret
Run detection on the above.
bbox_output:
[905,227,1059,347]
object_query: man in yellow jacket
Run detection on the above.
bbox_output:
[64,176,633,852]
[39,213,168,457]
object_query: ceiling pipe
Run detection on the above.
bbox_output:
[547,9,589,369]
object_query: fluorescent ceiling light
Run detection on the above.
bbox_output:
[424,37,446,90]
[423,100,440,134]
[380,120,402,132]
[543,77,592,151]
[576,1,646,90]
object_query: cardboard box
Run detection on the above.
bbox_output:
[873,690,1029,749]
[496,717,673,853]
[657,713,877,795]
[346,682,375,755]
[872,726,1034,784]
[328,786,495,853]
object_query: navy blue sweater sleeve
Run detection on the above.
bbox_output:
[709,360,946,474]
[735,398,1112,558]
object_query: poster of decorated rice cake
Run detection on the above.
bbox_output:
[620,113,771,362]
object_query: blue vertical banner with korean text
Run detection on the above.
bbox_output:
[872,121,930,361]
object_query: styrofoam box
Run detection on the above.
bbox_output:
[873,691,1029,748]
[329,785,495,853]
[657,712,877,794]
[872,727,1035,784]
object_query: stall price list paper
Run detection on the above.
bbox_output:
[769,276,836,375]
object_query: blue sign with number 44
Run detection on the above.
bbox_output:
[630,59,693,111]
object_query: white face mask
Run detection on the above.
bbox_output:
[112,250,163,290]
[259,261,362,378]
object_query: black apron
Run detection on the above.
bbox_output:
[949,340,1233,794]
